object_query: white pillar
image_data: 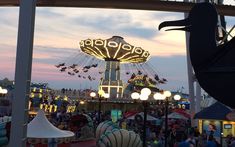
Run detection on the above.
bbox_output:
[195,82,202,113]
[184,0,196,125]
[9,0,37,146]
[185,30,196,124]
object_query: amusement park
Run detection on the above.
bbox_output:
[0,0,235,147]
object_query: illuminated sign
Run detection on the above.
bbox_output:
[40,104,57,113]
[224,124,232,129]
[67,105,76,113]
[111,109,122,123]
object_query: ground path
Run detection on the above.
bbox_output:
[26,140,96,147]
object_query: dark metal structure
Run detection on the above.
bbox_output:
[164,98,169,147]
[142,101,148,147]
[194,102,232,120]
[159,2,235,108]
[0,0,235,16]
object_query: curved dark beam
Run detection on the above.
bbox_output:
[0,0,235,17]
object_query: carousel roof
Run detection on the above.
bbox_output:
[80,36,150,63]
[27,110,74,138]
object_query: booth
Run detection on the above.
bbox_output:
[194,102,235,144]
[223,111,235,137]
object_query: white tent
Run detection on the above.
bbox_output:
[0,116,11,123]
[27,110,74,138]
[126,112,158,121]
[163,112,188,120]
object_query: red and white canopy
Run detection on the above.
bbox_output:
[163,112,188,120]
[126,112,159,121]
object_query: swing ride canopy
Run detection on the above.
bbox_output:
[79,36,150,63]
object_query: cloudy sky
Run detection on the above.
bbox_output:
[0,1,234,93]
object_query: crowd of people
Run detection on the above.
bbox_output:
[2,104,235,147]
[30,104,235,147]
[226,135,235,147]
[2,86,235,147]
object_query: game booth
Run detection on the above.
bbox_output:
[194,102,235,145]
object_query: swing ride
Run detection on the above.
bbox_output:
[55,36,167,98]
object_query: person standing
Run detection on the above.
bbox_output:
[229,137,235,147]
[206,135,217,147]
[178,133,195,147]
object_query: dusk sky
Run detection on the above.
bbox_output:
[0,1,234,93]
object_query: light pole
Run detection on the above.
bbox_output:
[131,88,151,147]
[154,91,181,147]
[163,91,171,147]
[90,90,109,124]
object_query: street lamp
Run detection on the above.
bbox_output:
[141,88,151,96]
[163,91,171,147]
[79,100,85,105]
[0,86,8,97]
[104,93,110,99]
[131,92,140,100]
[131,88,151,147]
[90,92,96,98]
[90,90,108,124]
[154,91,181,147]
[173,94,181,101]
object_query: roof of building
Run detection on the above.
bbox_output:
[194,102,233,120]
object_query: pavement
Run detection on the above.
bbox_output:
[26,140,96,147]
[71,140,96,147]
